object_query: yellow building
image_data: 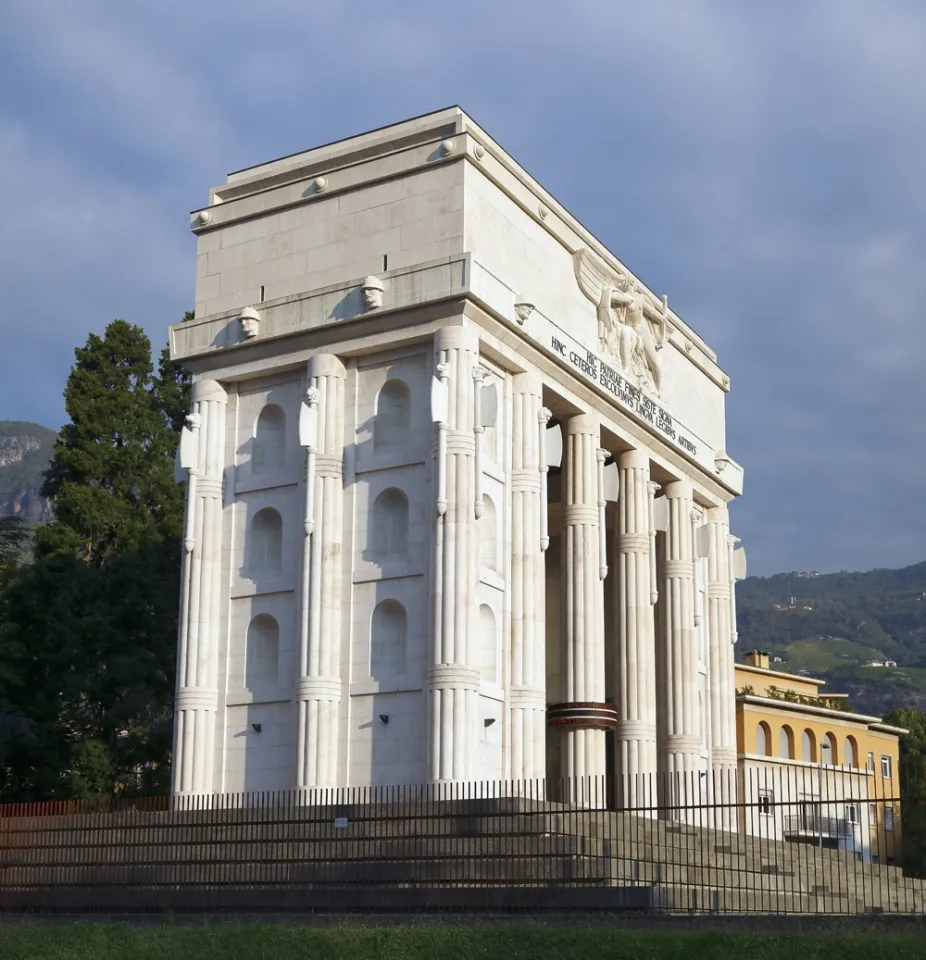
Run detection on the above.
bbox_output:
[735,650,906,864]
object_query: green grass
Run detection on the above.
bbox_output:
[777,638,886,674]
[2,923,926,960]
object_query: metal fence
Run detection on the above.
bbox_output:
[0,762,923,915]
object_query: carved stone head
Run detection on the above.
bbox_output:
[361,275,384,311]
[238,306,261,340]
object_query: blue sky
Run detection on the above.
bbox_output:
[1,1,924,577]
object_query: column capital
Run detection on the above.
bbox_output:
[512,369,543,396]
[664,478,693,499]
[191,379,227,405]
[306,353,346,379]
[565,412,599,437]
[618,448,650,471]
[435,325,480,353]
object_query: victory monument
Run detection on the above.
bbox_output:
[168,107,746,803]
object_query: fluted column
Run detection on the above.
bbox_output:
[549,413,609,793]
[172,379,227,796]
[659,480,700,814]
[429,327,480,783]
[296,354,346,788]
[613,449,658,806]
[706,504,737,830]
[509,371,546,783]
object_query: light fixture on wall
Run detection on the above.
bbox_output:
[484,718,496,727]
[379,714,389,724]
[251,723,262,733]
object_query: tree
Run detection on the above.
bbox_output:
[885,707,926,878]
[0,320,190,800]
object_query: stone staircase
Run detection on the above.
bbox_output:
[1,795,924,914]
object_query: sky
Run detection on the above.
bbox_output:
[1,1,924,577]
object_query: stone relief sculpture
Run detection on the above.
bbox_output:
[574,248,670,398]
[238,306,262,340]
[361,275,384,311]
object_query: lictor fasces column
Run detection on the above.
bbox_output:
[551,414,609,789]
[659,480,700,793]
[706,504,737,830]
[429,327,480,784]
[296,354,346,789]
[614,449,658,806]
[172,379,227,796]
[509,371,546,783]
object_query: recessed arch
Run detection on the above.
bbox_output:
[249,507,283,575]
[370,599,407,678]
[371,488,409,558]
[802,728,816,763]
[252,404,286,473]
[479,495,499,573]
[823,732,838,765]
[845,735,859,769]
[478,604,497,683]
[374,379,410,452]
[756,721,771,757]
[779,724,795,760]
[246,614,279,688]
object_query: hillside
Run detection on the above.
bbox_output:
[0,420,57,522]
[737,563,926,717]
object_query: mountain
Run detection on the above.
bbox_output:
[0,420,57,523]
[737,563,926,717]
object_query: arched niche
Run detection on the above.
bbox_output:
[246,614,279,688]
[252,404,286,473]
[779,724,795,760]
[478,604,497,683]
[371,488,409,558]
[823,732,838,765]
[756,721,771,757]
[845,735,858,769]
[478,495,499,573]
[249,507,283,575]
[373,379,410,453]
[370,599,407,678]
[802,728,816,763]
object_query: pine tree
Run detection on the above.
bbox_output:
[0,320,190,800]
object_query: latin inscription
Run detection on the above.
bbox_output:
[551,336,698,458]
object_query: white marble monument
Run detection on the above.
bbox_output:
[169,107,746,802]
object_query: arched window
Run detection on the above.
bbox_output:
[249,508,283,575]
[479,604,497,683]
[756,722,771,756]
[823,732,838,765]
[845,735,858,769]
[479,495,498,573]
[779,724,795,760]
[802,728,816,763]
[246,614,279,688]
[371,488,409,557]
[370,599,407,677]
[252,404,286,472]
[373,379,410,452]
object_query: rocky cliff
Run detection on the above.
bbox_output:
[0,421,57,522]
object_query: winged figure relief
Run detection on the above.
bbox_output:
[573,248,670,398]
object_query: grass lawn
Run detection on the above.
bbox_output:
[778,638,886,673]
[2,922,926,960]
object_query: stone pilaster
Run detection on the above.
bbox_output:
[429,327,480,783]
[550,413,610,791]
[658,480,700,800]
[706,504,738,830]
[296,354,346,788]
[613,449,658,806]
[172,379,227,796]
[509,371,546,783]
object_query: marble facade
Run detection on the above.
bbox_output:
[169,107,746,801]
